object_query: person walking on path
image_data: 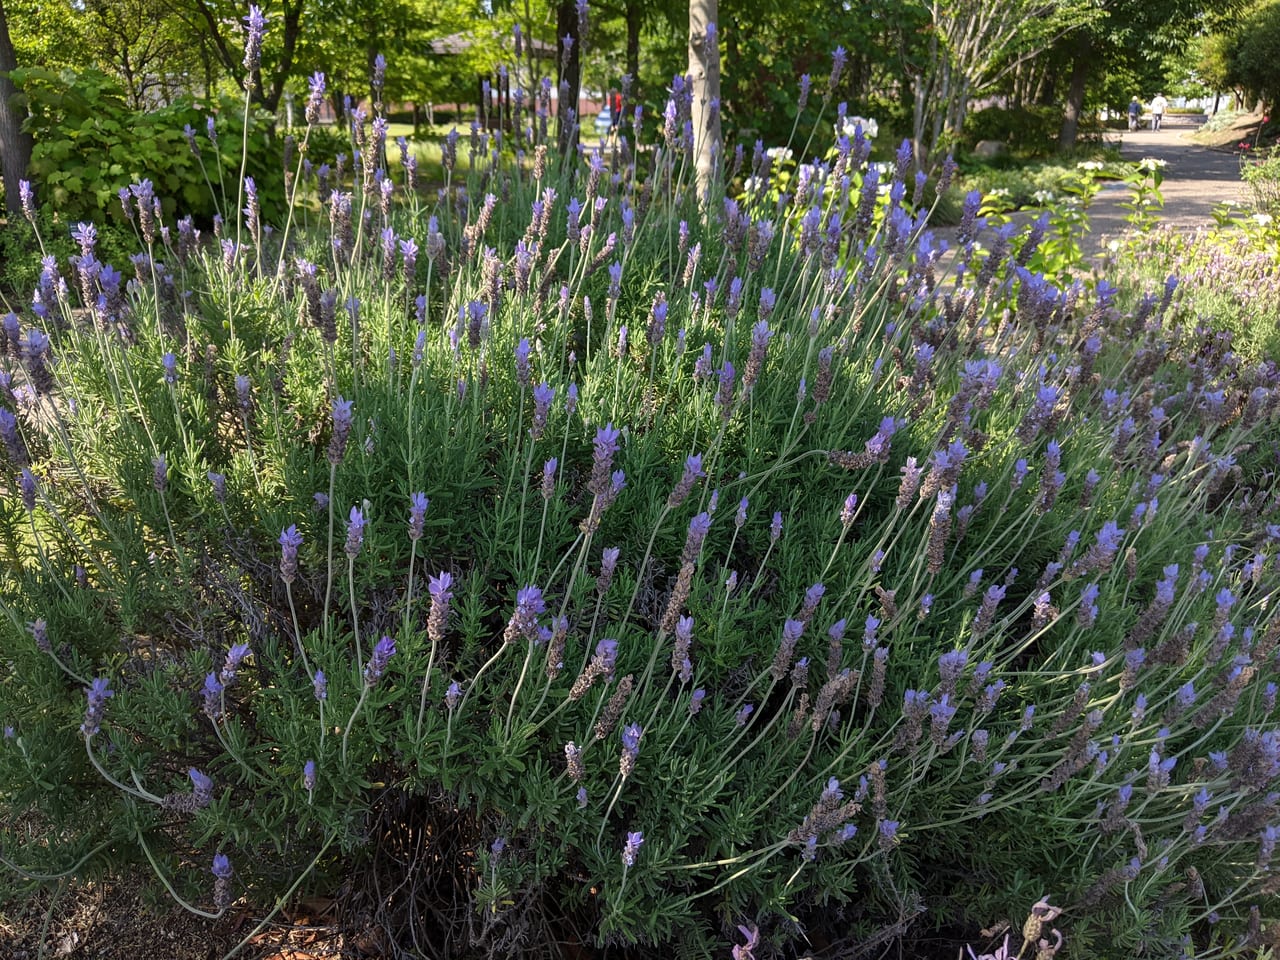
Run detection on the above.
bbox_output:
[1128,96,1141,131]
[1150,93,1168,131]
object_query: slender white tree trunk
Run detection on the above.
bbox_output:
[688,0,721,209]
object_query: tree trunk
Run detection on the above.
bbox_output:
[1057,37,1091,151]
[555,0,581,158]
[688,0,720,208]
[0,0,32,218]
[261,0,303,116]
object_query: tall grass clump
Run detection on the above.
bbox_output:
[1,19,1278,960]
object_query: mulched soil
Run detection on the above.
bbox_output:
[0,875,351,960]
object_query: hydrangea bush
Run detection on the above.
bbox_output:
[2,17,1279,960]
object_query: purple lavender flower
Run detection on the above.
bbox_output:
[28,617,50,653]
[504,584,546,643]
[162,352,178,385]
[531,382,554,440]
[189,767,214,807]
[589,423,622,494]
[19,468,36,513]
[770,619,805,680]
[514,338,532,387]
[541,458,558,500]
[242,5,266,73]
[234,375,252,413]
[839,492,858,527]
[81,678,113,736]
[715,361,736,417]
[408,492,429,542]
[328,397,353,465]
[829,45,847,90]
[862,614,880,648]
[364,635,396,685]
[668,453,705,508]
[152,455,168,493]
[770,511,783,544]
[682,512,712,564]
[445,681,461,709]
[344,506,365,559]
[620,722,643,777]
[427,572,453,644]
[18,179,36,221]
[220,643,251,686]
[622,831,644,867]
[212,853,232,879]
[313,670,327,701]
[647,294,668,347]
[735,703,755,726]
[279,525,303,583]
[202,672,224,720]
[877,819,898,852]
[303,759,316,793]
[305,72,326,124]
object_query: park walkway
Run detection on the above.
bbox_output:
[1085,113,1246,249]
[930,114,1249,263]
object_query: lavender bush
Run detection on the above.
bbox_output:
[1,29,1278,960]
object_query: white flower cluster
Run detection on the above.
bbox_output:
[1136,157,1168,172]
[1076,161,1105,172]
[838,116,878,139]
[765,146,793,162]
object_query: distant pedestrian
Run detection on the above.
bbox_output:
[1151,93,1168,131]
[1128,96,1141,131]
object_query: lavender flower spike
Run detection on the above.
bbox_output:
[344,505,366,559]
[189,768,214,807]
[328,396,354,465]
[242,6,266,73]
[668,452,706,508]
[427,572,453,644]
[504,584,546,643]
[364,635,396,685]
[408,492,429,541]
[619,722,643,778]
[220,643,251,686]
[81,677,114,736]
[303,759,317,792]
[279,525,303,583]
[622,831,644,867]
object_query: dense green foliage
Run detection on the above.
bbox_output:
[11,68,287,225]
[1,42,1279,959]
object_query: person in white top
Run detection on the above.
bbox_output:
[1150,94,1168,131]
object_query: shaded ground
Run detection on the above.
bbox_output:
[0,874,346,959]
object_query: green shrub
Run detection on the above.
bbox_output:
[11,67,287,226]
[962,105,1062,151]
[1,64,1278,960]
[1240,145,1280,215]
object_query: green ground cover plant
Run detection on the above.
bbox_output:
[1,16,1278,960]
